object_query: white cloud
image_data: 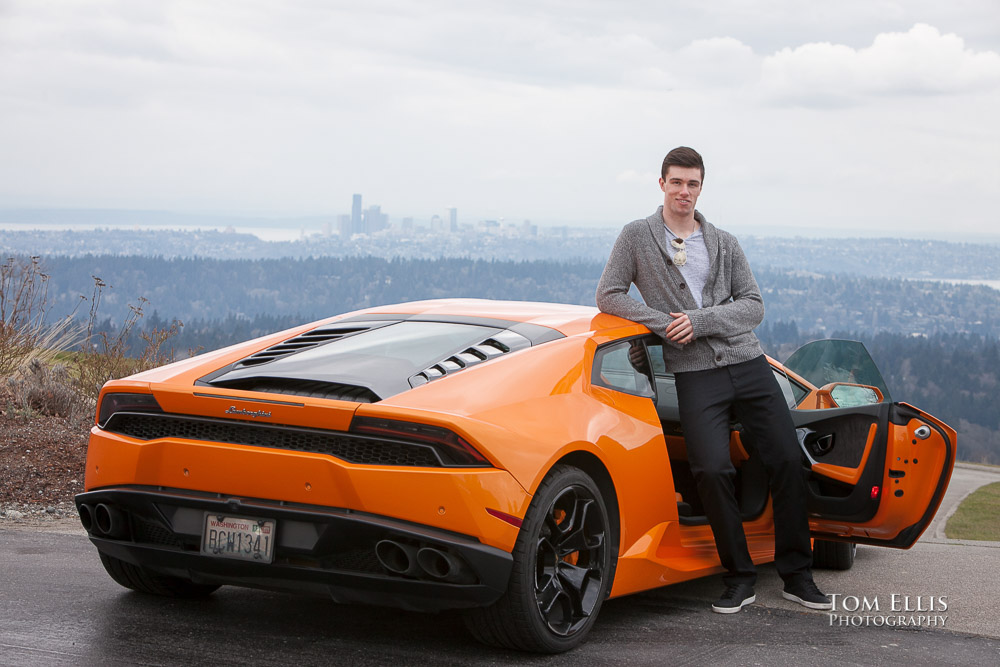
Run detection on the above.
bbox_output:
[0,3,997,237]
[761,24,1000,106]
[676,37,758,87]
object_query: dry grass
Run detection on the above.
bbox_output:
[6,359,85,421]
[1,256,55,376]
[3,260,182,421]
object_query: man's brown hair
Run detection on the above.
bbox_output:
[661,146,705,182]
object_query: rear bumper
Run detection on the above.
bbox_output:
[75,487,512,612]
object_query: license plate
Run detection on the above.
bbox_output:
[201,514,276,563]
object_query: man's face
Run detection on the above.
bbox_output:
[659,166,702,219]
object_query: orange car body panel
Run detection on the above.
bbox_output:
[84,427,526,552]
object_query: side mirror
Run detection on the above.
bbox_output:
[815,382,883,409]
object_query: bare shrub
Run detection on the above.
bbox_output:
[1,256,89,419]
[73,278,183,401]
[7,359,84,421]
[1,265,183,415]
[0,256,51,375]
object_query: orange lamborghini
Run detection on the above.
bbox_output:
[75,299,956,652]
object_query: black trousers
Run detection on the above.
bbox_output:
[675,354,813,586]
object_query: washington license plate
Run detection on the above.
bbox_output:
[201,514,275,563]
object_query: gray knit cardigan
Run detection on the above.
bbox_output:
[595,206,765,373]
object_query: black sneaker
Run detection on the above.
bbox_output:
[711,583,756,614]
[782,579,833,610]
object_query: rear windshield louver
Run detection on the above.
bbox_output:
[409,336,522,387]
[210,378,379,403]
[234,325,373,369]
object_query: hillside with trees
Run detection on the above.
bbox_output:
[10,252,995,464]
[2,226,998,282]
[35,255,1000,336]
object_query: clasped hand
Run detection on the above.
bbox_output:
[665,312,695,344]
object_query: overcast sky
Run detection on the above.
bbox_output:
[1,0,998,238]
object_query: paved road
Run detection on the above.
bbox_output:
[797,461,1000,639]
[1,464,998,666]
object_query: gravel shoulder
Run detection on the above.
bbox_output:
[1,386,90,533]
[0,501,86,533]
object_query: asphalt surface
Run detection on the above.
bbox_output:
[1,463,998,666]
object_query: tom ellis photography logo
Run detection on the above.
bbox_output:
[828,594,949,627]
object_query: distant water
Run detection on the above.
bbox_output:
[928,278,1000,292]
[244,227,312,242]
[1,221,314,242]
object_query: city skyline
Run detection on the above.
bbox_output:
[329,193,538,239]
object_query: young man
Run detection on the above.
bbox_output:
[595,146,832,613]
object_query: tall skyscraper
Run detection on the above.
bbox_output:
[365,205,387,234]
[337,214,352,237]
[351,194,363,235]
[447,207,458,233]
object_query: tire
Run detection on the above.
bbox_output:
[463,465,615,653]
[99,552,220,598]
[812,539,856,570]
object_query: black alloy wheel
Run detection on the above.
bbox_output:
[464,464,615,653]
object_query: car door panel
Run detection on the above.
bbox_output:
[793,403,888,523]
[794,402,955,548]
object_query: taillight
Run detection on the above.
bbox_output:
[350,416,491,467]
[486,508,523,528]
[97,392,163,427]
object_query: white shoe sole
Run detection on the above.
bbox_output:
[712,594,756,614]
[783,590,833,610]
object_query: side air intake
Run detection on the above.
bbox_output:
[233,324,380,369]
[408,331,530,387]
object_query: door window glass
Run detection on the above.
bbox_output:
[783,340,891,401]
[772,369,801,408]
[647,343,667,376]
[592,340,654,398]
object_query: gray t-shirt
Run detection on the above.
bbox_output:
[664,225,709,308]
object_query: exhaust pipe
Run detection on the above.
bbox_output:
[78,504,94,532]
[94,503,127,538]
[375,540,421,577]
[416,547,459,579]
[417,547,475,584]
